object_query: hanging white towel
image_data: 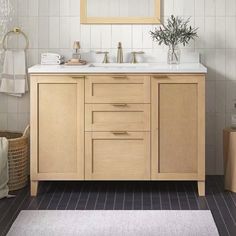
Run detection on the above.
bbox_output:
[0,50,28,97]
[0,137,9,199]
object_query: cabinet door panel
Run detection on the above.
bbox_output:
[151,75,205,180]
[159,83,197,173]
[34,77,84,180]
[85,132,150,180]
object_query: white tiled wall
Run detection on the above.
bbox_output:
[1,0,236,175]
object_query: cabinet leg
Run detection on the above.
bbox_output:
[198,181,205,196]
[31,181,38,196]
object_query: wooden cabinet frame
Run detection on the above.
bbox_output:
[30,75,85,196]
[151,75,205,196]
[30,73,206,196]
[81,0,161,24]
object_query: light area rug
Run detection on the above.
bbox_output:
[7,210,219,236]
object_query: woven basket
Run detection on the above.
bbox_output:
[0,125,30,191]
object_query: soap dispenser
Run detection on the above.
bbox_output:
[72,41,81,61]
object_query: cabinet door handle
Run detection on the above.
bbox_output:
[152,75,169,79]
[111,131,128,135]
[112,103,128,107]
[72,76,85,79]
[112,76,128,79]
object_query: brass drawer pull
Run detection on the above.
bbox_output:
[112,104,128,107]
[72,76,85,79]
[152,75,169,79]
[112,76,128,79]
[111,131,128,135]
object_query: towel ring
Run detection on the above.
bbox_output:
[2,27,29,51]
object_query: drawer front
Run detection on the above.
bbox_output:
[85,104,150,131]
[85,75,150,103]
[85,132,150,180]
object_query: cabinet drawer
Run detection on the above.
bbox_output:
[85,75,150,103]
[85,132,150,180]
[85,104,150,131]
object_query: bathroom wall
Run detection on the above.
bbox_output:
[0,0,236,175]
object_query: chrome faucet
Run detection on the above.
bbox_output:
[117,42,123,63]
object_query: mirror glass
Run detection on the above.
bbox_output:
[87,0,155,18]
[81,0,161,24]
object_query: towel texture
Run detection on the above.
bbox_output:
[0,50,28,97]
[0,137,9,199]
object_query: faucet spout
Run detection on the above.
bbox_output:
[117,42,123,63]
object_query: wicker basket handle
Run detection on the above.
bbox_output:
[23,125,30,137]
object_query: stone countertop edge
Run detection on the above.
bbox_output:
[28,63,207,74]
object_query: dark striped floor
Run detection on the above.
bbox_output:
[0,176,235,236]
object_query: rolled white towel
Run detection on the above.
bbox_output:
[41,59,64,65]
[41,53,64,60]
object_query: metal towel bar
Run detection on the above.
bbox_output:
[2,27,29,50]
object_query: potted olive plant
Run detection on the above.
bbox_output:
[150,15,198,64]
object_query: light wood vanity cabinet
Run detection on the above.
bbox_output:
[30,74,205,196]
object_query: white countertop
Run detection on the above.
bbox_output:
[28,63,207,74]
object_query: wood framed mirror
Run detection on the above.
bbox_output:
[80,0,161,24]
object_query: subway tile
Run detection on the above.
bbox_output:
[142,25,153,49]
[173,0,184,16]
[90,25,101,49]
[225,49,236,81]
[0,94,8,112]
[7,113,18,131]
[39,0,49,16]
[49,17,60,48]
[216,81,226,113]
[101,25,112,49]
[205,17,216,49]
[28,0,38,17]
[206,81,216,112]
[132,25,143,49]
[111,25,132,49]
[226,0,236,16]
[215,17,226,49]
[163,0,174,17]
[18,113,30,132]
[226,80,236,112]
[38,17,49,49]
[215,49,226,81]
[205,0,216,17]
[28,17,39,49]
[216,0,225,17]
[195,0,205,17]
[183,0,194,16]
[7,96,18,113]
[59,17,71,48]
[18,0,28,17]
[60,0,70,16]
[80,25,91,49]
[0,113,7,130]
[70,0,80,17]
[49,0,60,16]
[70,17,81,46]
[225,17,236,48]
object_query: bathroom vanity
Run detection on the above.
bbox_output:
[29,63,207,196]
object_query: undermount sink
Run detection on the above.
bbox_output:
[89,63,150,68]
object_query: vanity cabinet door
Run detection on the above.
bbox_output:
[85,132,150,180]
[151,75,205,180]
[31,76,84,180]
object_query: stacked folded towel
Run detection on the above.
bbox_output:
[41,53,64,65]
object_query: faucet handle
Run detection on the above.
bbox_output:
[96,51,109,63]
[130,51,144,64]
